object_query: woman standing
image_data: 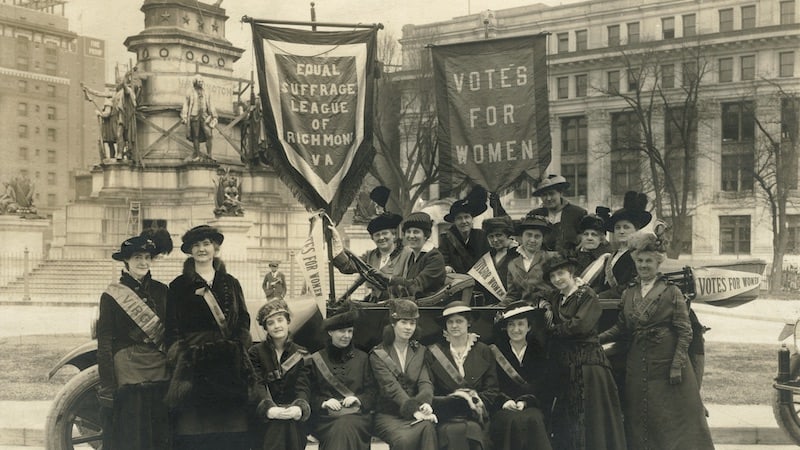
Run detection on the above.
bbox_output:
[475,216,519,305]
[97,230,172,450]
[165,225,255,450]
[309,303,376,450]
[543,255,626,450]
[489,301,553,450]
[597,191,651,298]
[248,299,312,450]
[598,233,714,449]
[501,215,556,305]
[425,301,503,450]
[370,299,438,450]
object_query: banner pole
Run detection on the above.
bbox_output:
[323,213,337,306]
[242,15,383,30]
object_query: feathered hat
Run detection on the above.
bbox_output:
[606,191,652,231]
[482,215,515,236]
[112,228,173,261]
[533,174,570,197]
[367,186,403,235]
[444,185,489,222]
[579,206,612,233]
[515,213,552,235]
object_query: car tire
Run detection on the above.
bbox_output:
[44,365,104,450]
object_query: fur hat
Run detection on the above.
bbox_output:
[494,301,537,325]
[389,299,419,321]
[542,254,579,282]
[435,301,477,326]
[180,225,224,254]
[444,186,488,222]
[515,214,552,235]
[368,213,403,235]
[402,211,433,235]
[606,191,652,232]
[482,216,515,236]
[256,299,291,328]
[579,207,612,234]
[323,302,359,331]
[533,174,570,196]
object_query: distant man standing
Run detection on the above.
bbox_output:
[262,261,286,300]
[181,75,217,161]
[527,174,587,252]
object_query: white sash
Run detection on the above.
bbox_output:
[468,252,507,299]
[581,253,611,286]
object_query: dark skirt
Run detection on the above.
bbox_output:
[374,412,437,450]
[490,408,552,450]
[252,419,308,450]
[437,418,487,450]
[312,413,373,450]
[109,381,170,450]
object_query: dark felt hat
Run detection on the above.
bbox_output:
[389,299,419,321]
[256,298,291,327]
[606,191,652,232]
[579,215,606,234]
[435,301,478,326]
[542,254,579,282]
[402,211,433,235]
[180,225,224,254]
[533,174,570,196]
[515,214,552,235]
[482,216,515,236]
[112,235,158,261]
[494,300,537,325]
[444,186,488,222]
[367,213,403,235]
[323,303,359,331]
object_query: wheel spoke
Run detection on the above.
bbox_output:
[72,432,103,445]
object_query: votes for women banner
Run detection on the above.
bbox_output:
[295,212,328,318]
[432,34,551,194]
[251,24,378,223]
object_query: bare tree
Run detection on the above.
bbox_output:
[596,46,710,258]
[371,33,439,216]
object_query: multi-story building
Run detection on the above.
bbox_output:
[400,0,800,262]
[0,1,104,216]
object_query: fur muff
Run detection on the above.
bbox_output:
[400,398,423,420]
[165,340,193,408]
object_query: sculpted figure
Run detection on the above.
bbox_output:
[182,75,218,161]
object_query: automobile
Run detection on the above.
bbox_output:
[774,317,800,445]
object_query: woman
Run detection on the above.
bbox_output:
[566,210,612,285]
[370,299,438,450]
[501,214,556,305]
[489,301,553,450]
[598,232,714,449]
[542,255,626,450]
[474,216,519,305]
[165,225,256,450]
[97,230,172,450]
[309,303,376,450]
[597,191,651,298]
[248,299,312,450]
[425,301,503,450]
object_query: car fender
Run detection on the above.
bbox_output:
[48,340,98,379]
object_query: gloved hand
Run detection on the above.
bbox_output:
[322,398,342,411]
[327,225,345,256]
[669,366,683,385]
[367,268,392,289]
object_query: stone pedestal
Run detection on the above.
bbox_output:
[208,215,256,257]
[0,216,49,257]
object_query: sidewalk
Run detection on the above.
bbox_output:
[0,401,792,447]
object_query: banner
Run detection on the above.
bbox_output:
[295,213,328,318]
[432,34,551,194]
[251,24,379,223]
[468,252,507,299]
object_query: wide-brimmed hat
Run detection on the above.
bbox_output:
[112,235,158,261]
[606,191,652,232]
[533,174,570,197]
[444,186,488,222]
[389,299,419,321]
[482,216,515,236]
[268,261,280,268]
[542,254,578,282]
[435,301,478,326]
[402,211,433,235]
[367,213,403,235]
[494,301,537,325]
[180,225,224,254]
[323,303,359,331]
[515,214,552,235]
[256,298,291,327]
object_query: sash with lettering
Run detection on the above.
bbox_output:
[105,283,164,345]
[489,344,530,389]
[251,24,379,223]
[432,34,551,194]
[468,252,507,299]
[311,351,360,415]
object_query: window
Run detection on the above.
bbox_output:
[741,5,756,29]
[781,0,795,24]
[562,163,588,197]
[46,84,55,97]
[16,56,29,71]
[575,30,588,51]
[17,80,27,92]
[682,61,698,87]
[575,74,587,97]
[44,61,57,75]
[47,149,56,163]
[557,33,569,53]
[788,216,800,254]
[47,172,56,186]
[557,77,569,99]
[514,180,533,199]
[627,68,639,91]
[782,98,800,142]
[719,8,734,32]
[663,216,693,255]
[18,125,28,138]
[661,64,675,89]
[683,14,697,37]
[627,22,640,44]
[780,52,795,77]
[607,70,620,93]
[46,128,56,141]
[19,147,28,160]
[721,101,755,192]
[722,101,755,142]
[719,216,751,254]
[608,25,620,46]
[662,17,675,39]
[664,108,698,195]
[46,106,55,120]
[740,55,755,80]
[611,111,642,194]
[17,102,27,116]
[47,193,56,206]
[611,160,642,194]
[561,116,588,155]
[718,57,733,83]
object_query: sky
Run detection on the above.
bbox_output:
[62,0,581,81]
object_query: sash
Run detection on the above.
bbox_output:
[256,345,304,381]
[605,251,624,288]
[468,252,507,299]
[105,283,164,345]
[373,347,402,379]
[428,344,465,385]
[581,253,610,285]
[195,286,230,338]
[281,351,304,374]
[311,352,356,398]
[489,344,530,389]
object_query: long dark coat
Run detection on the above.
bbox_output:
[248,337,312,450]
[97,271,170,450]
[597,249,637,298]
[439,226,490,274]
[546,285,626,450]
[389,248,447,299]
[599,278,714,450]
[529,202,587,252]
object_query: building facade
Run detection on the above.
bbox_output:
[400,0,800,262]
[0,1,105,216]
